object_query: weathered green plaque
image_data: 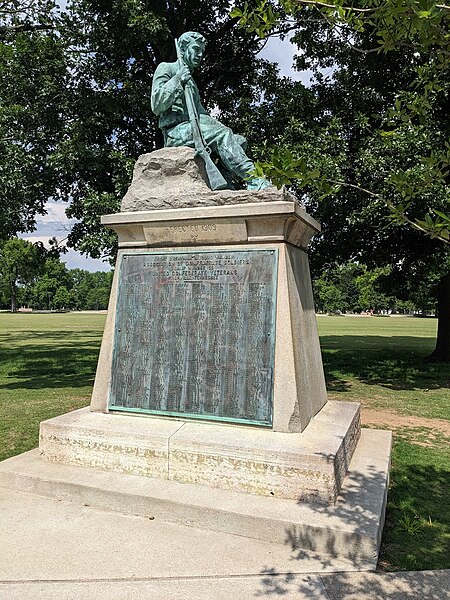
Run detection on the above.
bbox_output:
[109,249,278,425]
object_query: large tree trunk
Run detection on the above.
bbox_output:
[10,283,17,313]
[426,273,450,363]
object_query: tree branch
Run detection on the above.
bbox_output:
[0,22,54,35]
[328,178,450,244]
[295,0,450,14]
[294,0,378,13]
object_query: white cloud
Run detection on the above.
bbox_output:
[258,34,315,86]
[21,203,111,273]
[21,233,111,272]
[35,202,72,226]
[20,235,54,248]
[62,249,111,272]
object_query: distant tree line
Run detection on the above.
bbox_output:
[1,238,436,315]
[314,262,436,315]
[0,238,112,312]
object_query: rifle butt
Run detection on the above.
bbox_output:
[199,150,228,190]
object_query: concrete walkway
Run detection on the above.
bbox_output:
[0,487,448,599]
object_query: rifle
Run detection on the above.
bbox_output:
[175,38,228,191]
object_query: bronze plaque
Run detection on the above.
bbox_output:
[109,249,278,425]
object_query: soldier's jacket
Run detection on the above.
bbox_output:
[151,61,208,131]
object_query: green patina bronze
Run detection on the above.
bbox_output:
[151,31,271,191]
[109,249,278,425]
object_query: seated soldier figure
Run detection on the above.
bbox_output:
[151,31,270,191]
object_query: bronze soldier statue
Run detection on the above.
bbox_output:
[151,31,271,191]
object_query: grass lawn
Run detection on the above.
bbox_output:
[318,315,450,571]
[0,312,106,461]
[0,312,448,571]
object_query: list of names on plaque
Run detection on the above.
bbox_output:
[109,250,277,425]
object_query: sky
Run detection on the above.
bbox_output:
[22,202,111,272]
[22,35,310,273]
[258,34,315,84]
[21,201,111,272]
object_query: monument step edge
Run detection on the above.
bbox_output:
[0,428,391,570]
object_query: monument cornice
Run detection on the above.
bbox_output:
[101,201,321,251]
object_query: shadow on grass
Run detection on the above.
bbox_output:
[0,331,102,390]
[380,444,450,572]
[320,335,450,393]
[254,459,449,596]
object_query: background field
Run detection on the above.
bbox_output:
[0,312,448,571]
[318,315,450,571]
[0,313,106,461]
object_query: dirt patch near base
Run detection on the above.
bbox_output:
[361,407,450,436]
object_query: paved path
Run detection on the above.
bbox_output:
[0,488,448,599]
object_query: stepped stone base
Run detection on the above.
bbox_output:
[39,401,360,504]
[0,428,392,571]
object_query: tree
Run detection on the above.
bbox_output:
[69,269,113,310]
[233,0,450,241]
[313,262,394,314]
[0,238,46,311]
[315,276,347,313]
[0,1,55,37]
[24,257,72,309]
[22,262,113,310]
[53,285,71,310]
[0,1,69,240]
[49,0,280,260]
[232,1,450,360]
[1,1,282,260]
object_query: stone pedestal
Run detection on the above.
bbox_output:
[5,148,391,570]
[39,148,363,504]
[92,200,328,434]
[39,401,360,504]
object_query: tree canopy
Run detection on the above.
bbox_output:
[0,1,68,239]
[230,0,450,360]
[1,1,280,258]
[0,240,113,312]
[233,0,450,243]
[21,260,113,311]
[0,238,47,311]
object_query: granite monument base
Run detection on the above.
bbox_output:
[38,199,363,504]
[5,148,391,569]
[39,400,360,504]
[0,427,391,571]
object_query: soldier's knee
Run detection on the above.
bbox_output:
[215,125,234,145]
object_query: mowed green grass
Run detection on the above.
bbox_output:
[318,315,450,571]
[317,315,447,419]
[0,312,106,461]
[0,312,448,571]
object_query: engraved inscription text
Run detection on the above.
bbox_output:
[109,250,277,425]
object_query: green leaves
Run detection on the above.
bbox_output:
[0,3,69,240]
[0,238,48,311]
[234,0,450,246]
[2,0,272,258]
[253,147,336,196]
[231,1,280,38]
[415,210,450,240]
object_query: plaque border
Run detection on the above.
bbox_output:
[108,248,279,427]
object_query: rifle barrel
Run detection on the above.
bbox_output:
[174,38,227,191]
